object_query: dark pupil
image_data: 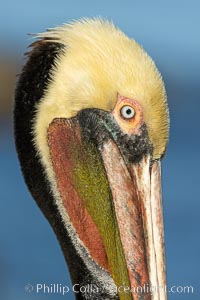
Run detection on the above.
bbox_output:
[126,108,132,115]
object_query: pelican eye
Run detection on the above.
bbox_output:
[120,105,135,119]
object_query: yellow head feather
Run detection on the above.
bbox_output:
[35,18,169,161]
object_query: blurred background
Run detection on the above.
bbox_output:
[0,1,199,299]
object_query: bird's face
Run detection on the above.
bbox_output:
[30,19,169,300]
[47,95,165,300]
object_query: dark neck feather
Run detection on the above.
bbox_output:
[14,41,116,299]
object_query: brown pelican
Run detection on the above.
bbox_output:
[14,18,169,300]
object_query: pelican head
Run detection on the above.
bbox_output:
[14,18,169,300]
